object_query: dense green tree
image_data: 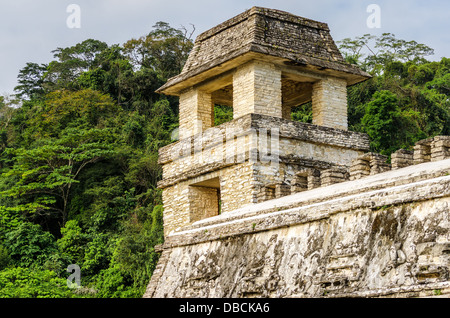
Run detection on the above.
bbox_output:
[337,33,434,75]
[123,21,194,79]
[0,95,20,152]
[291,102,313,124]
[14,62,47,100]
[334,34,448,156]
[0,22,194,298]
[0,205,23,241]
[57,220,88,266]
[3,222,58,268]
[361,90,424,155]
[108,204,164,296]
[0,246,11,270]
[1,128,115,227]
[36,89,120,137]
[0,267,74,298]
[214,104,234,126]
[44,39,109,91]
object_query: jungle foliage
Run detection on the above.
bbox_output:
[0,22,191,298]
[0,26,448,297]
[292,33,449,156]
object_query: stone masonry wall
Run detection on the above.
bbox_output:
[158,115,369,235]
[162,161,256,236]
[161,182,190,237]
[178,88,214,139]
[145,159,450,298]
[233,60,282,119]
[312,77,348,130]
[158,114,369,186]
[219,161,255,214]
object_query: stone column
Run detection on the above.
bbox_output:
[291,175,308,193]
[311,77,348,130]
[256,185,275,203]
[350,157,370,181]
[431,136,450,162]
[179,88,214,139]
[291,168,321,192]
[369,153,390,175]
[275,183,291,198]
[321,167,349,186]
[391,149,413,170]
[413,138,433,164]
[162,183,191,237]
[233,60,282,119]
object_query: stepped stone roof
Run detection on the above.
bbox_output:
[157,7,371,95]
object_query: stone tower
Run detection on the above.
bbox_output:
[157,7,371,236]
[146,7,450,299]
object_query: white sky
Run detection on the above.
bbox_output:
[1,0,449,95]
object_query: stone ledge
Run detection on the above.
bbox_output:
[146,159,450,298]
[322,281,450,298]
[163,176,449,249]
[250,114,370,150]
[146,187,449,298]
[160,167,450,249]
[172,158,450,232]
[157,155,342,189]
[158,113,370,165]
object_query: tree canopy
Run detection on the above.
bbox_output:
[0,25,448,298]
[1,22,191,298]
[293,33,448,156]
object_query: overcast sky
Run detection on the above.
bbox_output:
[1,0,449,95]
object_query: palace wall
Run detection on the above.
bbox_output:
[145,158,450,298]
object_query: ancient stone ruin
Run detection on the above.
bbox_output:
[144,7,450,298]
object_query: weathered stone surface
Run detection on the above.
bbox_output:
[350,152,390,180]
[158,113,369,235]
[158,114,369,175]
[312,77,348,130]
[431,136,450,162]
[147,5,449,298]
[233,60,282,119]
[157,7,370,96]
[144,159,450,298]
[320,167,349,187]
[392,149,414,170]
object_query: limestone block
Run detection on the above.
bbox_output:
[307,175,321,190]
[392,149,413,170]
[275,183,291,198]
[179,88,213,139]
[257,186,276,202]
[321,167,349,186]
[349,152,390,179]
[145,164,450,298]
[312,77,348,130]
[414,139,433,164]
[233,60,282,119]
[291,175,308,193]
[431,136,450,162]
[350,157,370,180]
[189,186,220,223]
[370,157,390,175]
